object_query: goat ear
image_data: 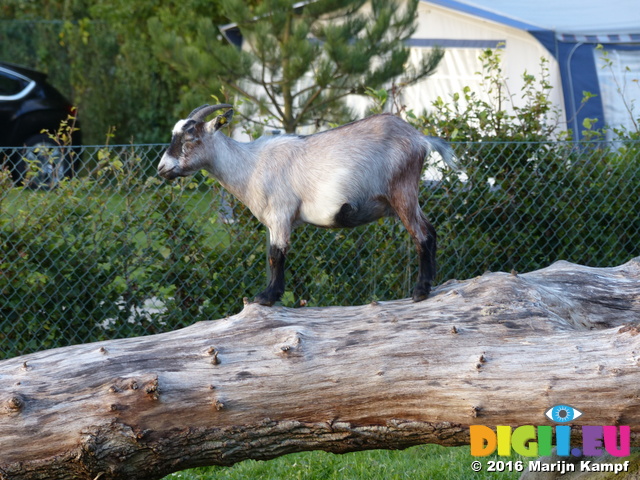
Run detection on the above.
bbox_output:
[212,109,234,131]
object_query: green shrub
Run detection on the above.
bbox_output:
[407,48,640,278]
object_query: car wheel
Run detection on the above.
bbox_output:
[15,134,71,189]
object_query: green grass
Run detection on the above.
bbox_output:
[162,445,523,480]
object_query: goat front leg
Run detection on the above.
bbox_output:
[254,226,290,306]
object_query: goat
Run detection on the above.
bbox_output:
[157,104,457,306]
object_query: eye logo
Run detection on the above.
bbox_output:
[545,405,583,423]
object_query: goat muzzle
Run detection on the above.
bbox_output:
[157,156,181,180]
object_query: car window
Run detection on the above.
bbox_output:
[0,68,34,101]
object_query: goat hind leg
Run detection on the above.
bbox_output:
[413,214,436,302]
[393,200,436,302]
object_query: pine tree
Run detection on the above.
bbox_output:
[153,0,443,133]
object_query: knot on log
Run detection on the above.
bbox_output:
[619,324,640,336]
[274,327,309,356]
[2,394,25,414]
[144,378,160,400]
[206,346,221,365]
[106,375,160,402]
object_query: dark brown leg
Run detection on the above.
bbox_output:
[390,191,436,302]
[412,214,436,301]
[254,245,286,306]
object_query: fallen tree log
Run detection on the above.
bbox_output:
[1,258,640,479]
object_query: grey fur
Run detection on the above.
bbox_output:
[158,106,457,306]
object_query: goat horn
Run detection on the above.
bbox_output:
[187,104,233,122]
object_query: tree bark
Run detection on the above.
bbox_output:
[1,258,640,480]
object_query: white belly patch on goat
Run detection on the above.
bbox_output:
[298,167,351,227]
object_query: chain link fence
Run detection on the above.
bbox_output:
[2,139,639,359]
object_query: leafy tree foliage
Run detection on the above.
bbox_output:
[151,0,443,132]
[1,0,229,144]
[3,0,443,138]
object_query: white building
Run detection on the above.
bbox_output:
[222,0,640,140]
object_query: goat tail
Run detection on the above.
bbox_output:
[423,136,460,171]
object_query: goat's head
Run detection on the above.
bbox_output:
[157,104,234,180]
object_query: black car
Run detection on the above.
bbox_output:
[0,62,81,188]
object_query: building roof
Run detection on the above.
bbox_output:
[426,0,640,37]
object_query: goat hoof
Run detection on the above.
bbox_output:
[253,296,275,307]
[253,291,282,307]
[412,285,431,302]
